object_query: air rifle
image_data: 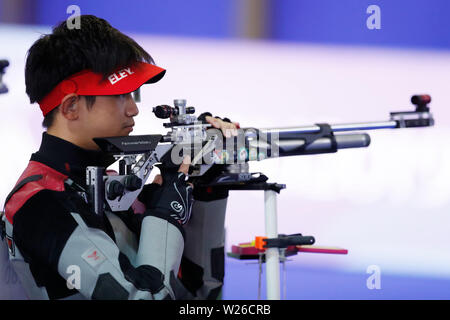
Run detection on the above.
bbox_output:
[86,94,434,216]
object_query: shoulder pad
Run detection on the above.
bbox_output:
[4,161,67,224]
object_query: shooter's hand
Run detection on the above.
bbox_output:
[204,115,240,138]
[140,157,193,225]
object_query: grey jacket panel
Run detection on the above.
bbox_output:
[57,212,156,300]
[0,214,28,300]
[183,198,227,299]
[104,210,138,266]
[135,215,184,299]
[1,216,45,299]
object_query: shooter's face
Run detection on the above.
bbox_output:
[77,93,138,149]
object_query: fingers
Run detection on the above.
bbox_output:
[152,174,163,185]
[178,155,191,175]
[205,116,238,138]
[205,116,221,129]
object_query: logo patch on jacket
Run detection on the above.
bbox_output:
[81,247,106,269]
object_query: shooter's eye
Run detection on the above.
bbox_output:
[115,93,131,99]
[132,88,141,103]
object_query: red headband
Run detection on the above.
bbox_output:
[38,62,166,116]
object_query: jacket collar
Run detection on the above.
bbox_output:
[30,132,116,188]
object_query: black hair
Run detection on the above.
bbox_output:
[25,15,154,128]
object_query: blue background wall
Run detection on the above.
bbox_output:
[270,0,450,50]
[34,0,239,39]
[1,0,449,50]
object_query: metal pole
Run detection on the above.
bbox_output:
[264,190,280,300]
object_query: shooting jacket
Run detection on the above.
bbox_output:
[0,132,227,300]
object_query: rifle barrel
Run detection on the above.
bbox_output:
[260,120,397,139]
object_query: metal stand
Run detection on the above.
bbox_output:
[203,170,315,300]
[264,189,280,300]
[211,177,288,300]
